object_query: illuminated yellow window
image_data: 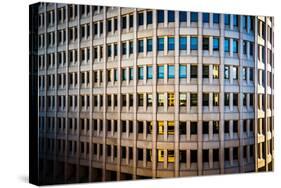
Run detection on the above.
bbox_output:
[158,149,164,162]
[167,121,174,135]
[213,65,219,79]
[168,93,174,106]
[158,93,165,106]
[158,121,164,135]
[167,150,175,162]
[213,93,219,106]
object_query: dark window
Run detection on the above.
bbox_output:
[190,65,198,78]
[190,12,198,22]
[233,15,239,27]
[213,121,219,134]
[138,39,144,53]
[179,121,186,135]
[203,121,209,134]
[157,37,164,51]
[203,150,209,163]
[129,14,133,28]
[138,12,144,26]
[147,11,153,24]
[213,14,220,24]
[233,93,238,106]
[233,120,238,133]
[203,13,209,23]
[157,10,164,23]
[233,147,238,160]
[190,122,197,135]
[203,37,209,50]
[179,11,187,22]
[203,65,209,78]
[224,121,230,133]
[224,14,230,26]
[213,149,219,162]
[190,150,197,163]
[190,93,198,106]
[147,38,153,52]
[122,16,127,29]
[224,93,230,106]
[224,148,230,161]
[168,11,175,22]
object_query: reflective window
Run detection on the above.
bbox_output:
[190,37,198,50]
[147,66,153,79]
[233,66,238,80]
[157,10,164,23]
[147,38,153,52]
[179,36,187,50]
[224,66,230,79]
[190,12,198,22]
[233,15,239,27]
[242,67,247,80]
[129,41,133,54]
[122,69,126,81]
[243,41,247,55]
[213,13,220,24]
[138,12,144,26]
[122,42,127,55]
[233,39,238,53]
[213,37,219,51]
[224,38,230,52]
[147,11,153,24]
[157,37,164,51]
[179,65,187,78]
[168,11,175,22]
[138,66,144,80]
[138,39,144,53]
[224,14,230,26]
[179,11,187,22]
[243,16,247,30]
[157,65,164,79]
[203,13,209,23]
[168,37,175,51]
[129,67,134,80]
[179,93,187,106]
[168,65,175,79]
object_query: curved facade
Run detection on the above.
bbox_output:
[31,2,274,185]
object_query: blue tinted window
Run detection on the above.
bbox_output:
[168,37,175,51]
[179,11,187,22]
[179,37,187,50]
[147,38,153,52]
[213,37,219,51]
[157,37,164,51]
[138,12,144,26]
[147,11,153,24]
[233,39,238,53]
[168,11,175,22]
[224,38,230,52]
[147,66,153,79]
[224,14,230,26]
[138,67,144,80]
[243,16,247,29]
[157,10,164,23]
[233,15,238,27]
[190,37,198,50]
[157,65,164,79]
[213,14,220,24]
[179,65,187,78]
[129,67,133,80]
[203,13,209,23]
[138,39,144,53]
[190,12,198,22]
[168,65,175,79]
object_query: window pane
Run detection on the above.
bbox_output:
[157,37,164,51]
[157,65,164,79]
[190,37,198,50]
[213,14,220,24]
[213,65,219,79]
[233,66,238,80]
[168,11,175,22]
[138,12,144,26]
[179,11,187,22]
[147,38,153,52]
[224,66,229,79]
[168,93,174,106]
[179,93,187,106]
[168,37,175,51]
[224,38,230,52]
[190,65,198,78]
[147,66,153,79]
[122,42,127,55]
[213,93,219,106]
[138,67,144,80]
[213,37,219,51]
[233,39,238,53]
[179,65,187,78]
[168,65,175,79]
[157,10,164,23]
[190,12,198,22]
[224,14,230,26]
[158,93,165,106]
[190,93,198,106]
[147,94,153,106]
[233,15,239,27]
[179,36,187,50]
[203,37,209,50]
[129,67,133,80]
[203,13,209,23]
[138,39,144,53]
[203,65,209,78]
[147,11,153,24]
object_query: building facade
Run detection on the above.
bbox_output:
[30,2,274,185]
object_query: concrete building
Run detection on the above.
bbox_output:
[29,2,274,185]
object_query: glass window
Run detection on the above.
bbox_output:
[128,67,133,80]
[179,11,187,22]
[203,37,209,50]
[122,42,127,55]
[203,93,209,106]
[203,122,209,134]
[213,37,219,51]
[168,37,175,51]
[167,122,174,135]
[203,65,209,78]
[243,41,247,55]
[249,68,253,81]
[203,13,209,23]
[114,69,118,81]
[224,93,230,106]
[168,93,174,106]
[233,94,238,106]
[157,10,164,23]
[213,65,219,79]
[233,66,238,80]
[233,39,238,53]
[242,67,247,80]
[179,64,187,78]
[107,19,112,32]
[213,121,219,134]
[224,66,229,79]
[138,39,144,53]
[179,36,187,50]
[213,14,220,24]
[138,12,144,26]
[147,66,153,79]
[190,37,198,50]
[190,12,198,22]
[157,65,164,79]
[122,68,126,81]
[168,11,175,22]
[190,65,198,78]
[190,122,197,135]
[147,11,153,24]
[213,93,219,106]
[233,15,239,27]
[138,94,144,106]
[190,93,198,106]
[157,37,164,51]
[138,66,144,80]
[224,14,230,26]
[147,38,153,52]
[147,94,153,106]
[158,121,164,134]
[129,41,133,54]
[129,14,133,28]
[168,65,175,79]
[122,16,127,29]
[243,16,247,30]
[224,38,230,52]
[179,93,187,106]
[158,93,165,106]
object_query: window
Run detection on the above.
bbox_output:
[122,42,127,55]
[190,12,198,22]
[213,65,219,79]
[233,93,238,106]
[242,67,247,80]
[224,148,230,161]
[168,37,175,51]
[233,120,238,133]
[138,94,144,106]
[243,41,247,55]
[190,150,197,163]
[147,38,153,52]
[167,121,174,134]
[190,122,197,135]
[147,66,153,79]
[203,93,209,106]
[168,93,174,106]
[203,121,209,134]
[213,37,219,51]
[249,68,253,81]
[213,149,219,162]
[213,14,220,24]
[107,19,112,32]
[147,94,153,106]
[179,11,187,22]
[203,37,209,50]
[179,122,186,135]
[233,66,238,80]
[224,14,230,26]
[213,93,219,106]
[157,65,164,79]
[190,93,198,106]
[158,93,165,106]
[224,65,230,79]
[179,65,187,78]
[138,39,144,53]
[168,65,175,79]
[179,36,187,50]
[243,16,247,30]
[129,41,133,54]
[224,121,230,133]
[190,65,198,78]
[233,147,238,160]
[129,67,134,80]
[203,65,209,78]
[168,11,175,22]
[138,12,144,26]
[157,10,164,23]
[179,93,187,106]
[203,13,209,23]
[233,15,239,27]
[190,37,198,50]
[157,37,164,51]
[129,14,133,28]
[147,11,153,24]
[122,16,127,29]
[233,39,238,53]
[224,93,230,106]
[138,66,144,80]
[224,38,230,52]
[122,68,126,81]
